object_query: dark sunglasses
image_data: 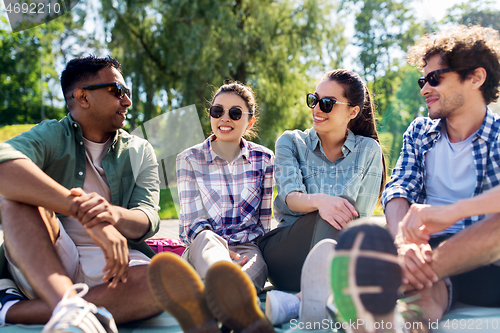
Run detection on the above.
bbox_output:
[306,93,351,113]
[417,68,453,89]
[209,105,251,121]
[71,82,131,99]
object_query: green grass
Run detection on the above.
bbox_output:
[159,188,180,219]
[0,124,36,142]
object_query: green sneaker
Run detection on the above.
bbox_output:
[331,221,402,330]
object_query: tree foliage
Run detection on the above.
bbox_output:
[0,6,96,124]
[100,0,347,148]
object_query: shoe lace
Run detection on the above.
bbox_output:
[44,284,101,332]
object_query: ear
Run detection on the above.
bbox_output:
[349,105,360,119]
[470,67,487,89]
[71,88,91,109]
[246,116,256,130]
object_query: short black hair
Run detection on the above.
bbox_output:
[60,55,122,103]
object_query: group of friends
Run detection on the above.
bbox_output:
[0,24,499,333]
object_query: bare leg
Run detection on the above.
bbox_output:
[1,199,74,309]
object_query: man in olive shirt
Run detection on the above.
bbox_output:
[0,56,162,330]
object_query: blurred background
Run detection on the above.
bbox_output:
[1,0,499,218]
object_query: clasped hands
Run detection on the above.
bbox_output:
[397,203,457,292]
[69,188,128,288]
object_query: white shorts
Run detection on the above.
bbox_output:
[6,220,150,299]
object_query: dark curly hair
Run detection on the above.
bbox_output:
[61,55,122,103]
[210,82,258,139]
[407,25,500,105]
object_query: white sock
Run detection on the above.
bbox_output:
[0,299,20,327]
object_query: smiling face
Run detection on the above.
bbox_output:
[420,54,467,120]
[311,79,358,135]
[210,92,255,146]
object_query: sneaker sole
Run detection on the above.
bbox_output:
[147,252,219,333]
[205,261,275,333]
[300,239,336,324]
[331,221,402,325]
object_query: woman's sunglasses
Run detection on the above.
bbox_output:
[306,93,351,113]
[417,68,453,89]
[71,82,131,99]
[209,106,251,121]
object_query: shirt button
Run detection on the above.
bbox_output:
[79,141,83,145]
[73,124,77,128]
[78,171,83,176]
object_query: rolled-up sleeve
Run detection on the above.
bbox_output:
[176,153,212,245]
[128,142,161,242]
[274,133,306,216]
[259,154,275,232]
[382,120,425,209]
[355,141,383,218]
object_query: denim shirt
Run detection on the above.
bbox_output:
[274,128,383,227]
[0,114,161,255]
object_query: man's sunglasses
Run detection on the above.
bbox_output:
[209,105,251,121]
[306,93,351,113]
[417,68,453,89]
[71,82,131,99]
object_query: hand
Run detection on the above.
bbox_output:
[402,204,457,244]
[229,250,249,267]
[317,194,358,230]
[85,222,129,288]
[69,188,121,229]
[398,243,438,291]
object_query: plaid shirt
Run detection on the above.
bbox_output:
[176,136,275,245]
[382,109,500,229]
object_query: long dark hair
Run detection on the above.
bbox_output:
[323,69,386,196]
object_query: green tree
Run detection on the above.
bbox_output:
[0,5,97,125]
[100,0,347,148]
[443,0,500,31]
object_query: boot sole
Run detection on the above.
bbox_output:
[205,261,275,333]
[147,252,219,333]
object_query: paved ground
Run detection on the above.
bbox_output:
[0,217,386,242]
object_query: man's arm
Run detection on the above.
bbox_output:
[70,190,150,240]
[0,159,76,214]
[402,185,500,244]
[385,197,410,238]
[0,158,130,287]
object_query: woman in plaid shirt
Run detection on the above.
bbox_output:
[176,82,275,292]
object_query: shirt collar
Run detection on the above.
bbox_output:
[205,135,249,164]
[425,108,496,142]
[67,113,119,150]
[309,127,355,156]
[475,108,497,142]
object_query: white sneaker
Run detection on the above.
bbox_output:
[300,239,336,325]
[42,283,118,333]
[265,290,300,325]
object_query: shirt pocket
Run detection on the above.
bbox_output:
[199,187,222,220]
[239,186,261,225]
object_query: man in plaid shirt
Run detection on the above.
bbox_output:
[382,26,500,321]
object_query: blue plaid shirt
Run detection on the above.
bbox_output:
[176,136,275,245]
[382,109,500,229]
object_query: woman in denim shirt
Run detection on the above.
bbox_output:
[258,70,385,295]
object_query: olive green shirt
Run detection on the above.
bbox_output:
[0,114,161,257]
